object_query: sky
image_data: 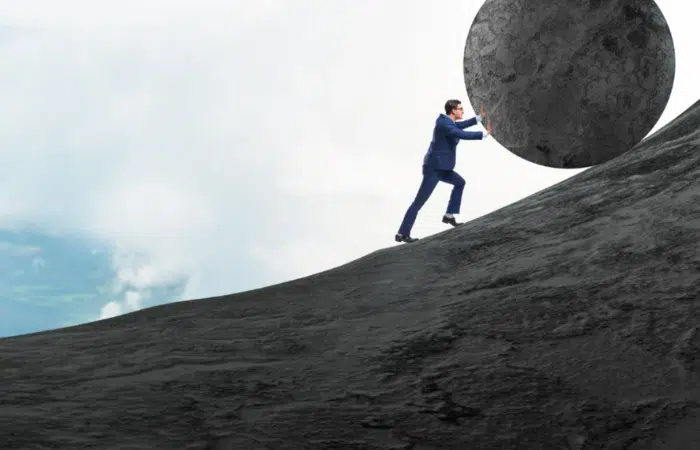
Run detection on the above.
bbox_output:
[0,0,698,326]
[0,229,185,336]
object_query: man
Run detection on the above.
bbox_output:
[395,99,491,243]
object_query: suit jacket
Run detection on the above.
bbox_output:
[423,114,483,170]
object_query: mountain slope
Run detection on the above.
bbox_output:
[2,100,700,449]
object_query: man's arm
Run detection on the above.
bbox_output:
[455,115,482,129]
[442,120,484,140]
[457,104,487,129]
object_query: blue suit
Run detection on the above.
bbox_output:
[397,114,484,237]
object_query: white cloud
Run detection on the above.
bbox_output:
[0,0,697,323]
[98,289,142,321]
[98,301,121,320]
[124,291,142,311]
[0,0,288,30]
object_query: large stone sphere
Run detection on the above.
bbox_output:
[463,0,675,168]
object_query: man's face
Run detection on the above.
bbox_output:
[454,104,464,119]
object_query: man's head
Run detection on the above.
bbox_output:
[444,99,464,120]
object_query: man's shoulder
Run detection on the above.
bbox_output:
[434,114,451,127]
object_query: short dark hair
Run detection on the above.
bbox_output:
[444,99,462,115]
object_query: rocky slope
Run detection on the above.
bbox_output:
[2,100,700,449]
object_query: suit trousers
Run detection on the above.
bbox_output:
[397,165,465,237]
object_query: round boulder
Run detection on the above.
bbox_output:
[463,0,675,168]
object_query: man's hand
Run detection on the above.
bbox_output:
[476,103,487,123]
[484,119,492,138]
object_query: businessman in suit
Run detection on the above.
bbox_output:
[395,99,491,243]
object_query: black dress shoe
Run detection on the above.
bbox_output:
[395,233,418,243]
[442,215,461,227]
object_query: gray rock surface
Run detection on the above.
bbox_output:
[464,0,675,168]
[3,100,700,448]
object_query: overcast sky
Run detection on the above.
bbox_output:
[0,0,697,321]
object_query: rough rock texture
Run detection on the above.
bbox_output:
[3,102,700,449]
[464,0,675,168]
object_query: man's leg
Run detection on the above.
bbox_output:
[397,169,440,238]
[437,170,466,225]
